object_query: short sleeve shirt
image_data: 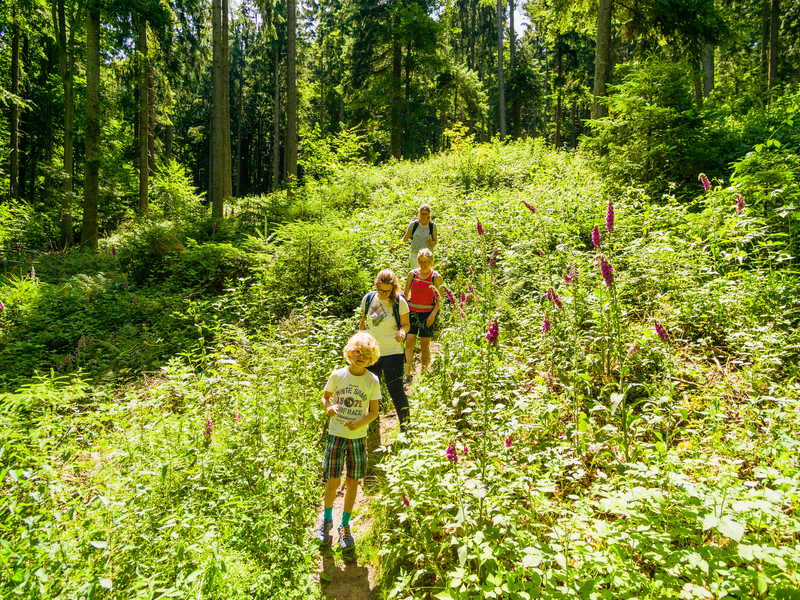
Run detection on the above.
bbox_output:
[324,366,381,439]
[360,294,409,356]
[407,220,437,252]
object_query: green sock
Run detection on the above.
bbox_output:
[341,511,351,527]
[324,507,333,521]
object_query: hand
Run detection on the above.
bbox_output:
[344,419,364,431]
[395,330,407,342]
[426,315,435,327]
[427,237,434,245]
[326,405,339,417]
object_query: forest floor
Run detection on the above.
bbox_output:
[314,346,435,599]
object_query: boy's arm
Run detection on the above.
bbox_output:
[348,399,379,431]
[321,390,338,417]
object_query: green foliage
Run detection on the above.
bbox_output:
[585,58,709,195]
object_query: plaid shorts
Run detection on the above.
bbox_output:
[322,435,367,480]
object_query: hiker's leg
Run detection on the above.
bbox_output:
[384,353,409,427]
[420,337,432,372]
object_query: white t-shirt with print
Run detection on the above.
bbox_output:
[360,294,409,356]
[324,366,381,439]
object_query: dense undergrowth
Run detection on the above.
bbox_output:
[1,137,799,599]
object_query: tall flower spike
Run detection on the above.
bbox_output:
[600,257,614,287]
[654,320,669,343]
[402,493,410,508]
[699,173,711,192]
[606,200,615,232]
[564,267,575,285]
[485,317,500,346]
[111,245,117,258]
[735,193,745,214]
[446,444,458,463]
[489,248,497,267]
[522,200,536,214]
[446,289,456,306]
[549,288,563,309]
[476,219,485,236]
[0,301,5,309]
[460,292,466,308]
[541,315,551,335]
[592,226,601,251]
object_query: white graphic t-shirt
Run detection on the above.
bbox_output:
[324,366,381,440]
[360,294,409,356]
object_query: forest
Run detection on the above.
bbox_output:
[1,0,800,598]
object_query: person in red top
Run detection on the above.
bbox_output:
[403,248,444,383]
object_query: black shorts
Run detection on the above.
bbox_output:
[409,310,435,338]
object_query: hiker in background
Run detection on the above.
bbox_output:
[359,269,411,430]
[317,331,381,550]
[403,249,443,383]
[390,203,438,270]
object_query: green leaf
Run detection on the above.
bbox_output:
[717,516,744,542]
[435,591,454,600]
[88,540,108,549]
[99,578,113,590]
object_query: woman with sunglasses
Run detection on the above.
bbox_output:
[358,269,411,430]
[389,203,438,270]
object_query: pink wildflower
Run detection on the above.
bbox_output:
[606,200,615,232]
[485,317,499,346]
[505,436,512,448]
[592,226,601,251]
[204,419,214,446]
[654,320,669,343]
[522,200,536,214]
[628,343,638,355]
[735,193,745,214]
[547,288,562,309]
[541,315,551,335]
[699,173,711,192]
[600,257,614,287]
[402,493,410,507]
[476,219,484,236]
[446,289,456,306]
[0,301,5,309]
[446,444,459,463]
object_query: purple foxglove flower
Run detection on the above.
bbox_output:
[402,493,410,507]
[31,266,36,279]
[485,317,499,346]
[550,289,563,309]
[111,245,117,258]
[600,257,614,287]
[654,320,669,343]
[89,337,94,344]
[489,248,497,267]
[735,193,744,214]
[699,173,710,192]
[542,372,553,384]
[231,208,235,216]
[213,223,217,229]
[462,445,468,455]
[446,444,458,463]
[468,284,475,297]
[468,267,473,275]
[124,280,129,289]
[204,419,214,445]
[476,219,484,235]
[522,200,536,214]
[505,436,512,448]
[629,343,638,355]
[225,209,228,217]
[606,200,615,232]
[541,315,551,334]
[564,267,575,285]
[0,301,5,309]
[446,289,456,306]
[592,226,601,251]
[460,292,466,308]
[133,298,137,305]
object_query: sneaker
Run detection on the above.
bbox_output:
[338,524,355,550]
[317,519,333,545]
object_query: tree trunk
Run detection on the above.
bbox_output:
[272,39,280,191]
[512,101,521,139]
[236,74,243,198]
[592,0,612,119]
[44,38,54,204]
[391,40,402,159]
[10,10,19,199]
[222,0,232,199]
[82,2,100,249]
[469,0,476,71]
[701,43,714,99]
[319,30,325,132]
[147,42,155,176]
[19,34,30,200]
[480,36,486,141]
[286,0,298,191]
[496,0,506,139]
[138,20,149,215]
[570,97,577,148]
[768,0,779,89]
[54,0,75,245]
[165,124,173,162]
[510,0,519,138]
[555,51,562,148]
[760,0,770,75]
[211,0,224,216]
